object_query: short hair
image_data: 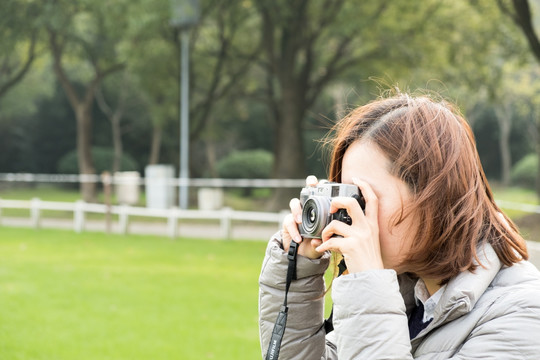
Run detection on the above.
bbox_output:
[328,92,528,284]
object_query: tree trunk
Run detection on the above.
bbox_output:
[112,112,123,173]
[268,87,307,211]
[499,0,540,197]
[205,138,218,178]
[330,83,348,120]
[494,104,512,186]
[95,85,125,174]
[537,119,540,198]
[149,124,163,165]
[75,104,97,202]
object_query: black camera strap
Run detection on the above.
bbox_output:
[265,240,299,360]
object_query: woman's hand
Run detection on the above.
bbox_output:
[315,177,384,273]
[281,176,325,259]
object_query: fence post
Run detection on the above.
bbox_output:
[74,200,86,233]
[279,210,289,228]
[167,207,178,239]
[220,207,232,240]
[101,171,112,234]
[119,205,129,235]
[31,197,41,229]
[0,197,3,225]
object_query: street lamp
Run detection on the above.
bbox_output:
[170,0,200,209]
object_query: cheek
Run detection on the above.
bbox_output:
[377,208,412,268]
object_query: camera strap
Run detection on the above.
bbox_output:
[265,240,299,360]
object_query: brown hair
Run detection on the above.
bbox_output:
[328,92,528,284]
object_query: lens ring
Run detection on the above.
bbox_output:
[301,197,331,238]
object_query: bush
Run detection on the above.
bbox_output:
[57,147,139,174]
[511,153,538,189]
[217,149,273,179]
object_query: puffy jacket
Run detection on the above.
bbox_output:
[259,231,540,359]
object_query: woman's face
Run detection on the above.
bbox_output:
[341,140,415,274]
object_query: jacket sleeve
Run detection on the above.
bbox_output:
[331,270,414,360]
[259,232,338,360]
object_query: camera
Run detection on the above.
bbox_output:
[298,181,365,239]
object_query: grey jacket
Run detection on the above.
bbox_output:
[259,232,540,359]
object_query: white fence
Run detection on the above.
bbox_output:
[0,198,288,239]
[1,197,539,239]
[0,172,306,188]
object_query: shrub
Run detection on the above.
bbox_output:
[217,149,273,179]
[57,147,139,174]
[511,153,538,189]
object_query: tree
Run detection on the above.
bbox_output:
[44,0,126,201]
[497,0,540,196]
[0,0,39,99]
[251,0,443,208]
[95,72,137,174]
[126,0,259,178]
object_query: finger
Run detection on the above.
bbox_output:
[352,177,379,220]
[329,196,365,224]
[321,220,352,242]
[283,214,303,244]
[306,175,318,187]
[289,198,303,224]
[310,239,323,249]
[315,237,341,253]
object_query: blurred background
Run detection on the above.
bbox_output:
[1,0,540,359]
[1,0,540,234]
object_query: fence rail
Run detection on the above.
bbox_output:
[1,197,539,240]
[0,198,288,239]
[0,173,306,188]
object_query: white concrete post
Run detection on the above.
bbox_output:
[221,207,232,240]
[31,197,41,229]
[74,200,86,233]
[119,205,129,235]
[167,207,178,239]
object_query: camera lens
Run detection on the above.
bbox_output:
[301,197,331,238]
[308,208,316,223]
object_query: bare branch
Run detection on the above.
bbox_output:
[48,27,81,108]
[509,0,540,62]
[0,31,37,98]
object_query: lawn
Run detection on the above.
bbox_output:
[0,227,269,360]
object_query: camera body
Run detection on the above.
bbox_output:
[298,181,365,239]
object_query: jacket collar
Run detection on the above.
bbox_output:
[433,243,501,325]
[399,243,502,326]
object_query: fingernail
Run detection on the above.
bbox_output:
[296,214,302,223]
[352,177,360,184]
[294,235,303,243]
[306,175,318,186]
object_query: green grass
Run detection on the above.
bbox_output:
[0,227,268,360]
[491,185,538,204]
[0,185,82,202]
[491,185,538,219]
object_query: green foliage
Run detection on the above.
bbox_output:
[0,0,539,190]
[511,153,538,189]
[0,227,265,359]
[57,147,138,174]
[216,149,273,179]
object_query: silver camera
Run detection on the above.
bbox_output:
[298,181,365,239]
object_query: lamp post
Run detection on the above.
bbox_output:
[170,0,200,209]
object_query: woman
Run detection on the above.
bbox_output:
[259,93,540,359]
